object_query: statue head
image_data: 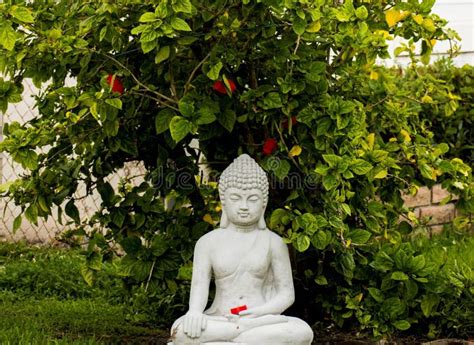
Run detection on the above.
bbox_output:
[218,154,269,230]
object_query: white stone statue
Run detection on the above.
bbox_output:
[169,154,314,345]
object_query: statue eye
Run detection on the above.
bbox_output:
[248,195,260,202]
[229,194,240,201]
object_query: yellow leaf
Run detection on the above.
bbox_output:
[346,239,352,248]
[375,30,393,40]
[374,169,388,179]
[422,18,436,32]
[370,71,379,80]
[203,214,214,225]
[307,21,321,33]
[430,39,437,47]
[412,14,423,25]
[289,145,302,157]
[385,9,402,27]
[421,95,433,103]
[400,11,411,20]
[400,129,411,143]
[215,205,222,212]
[367,133,375,150]
[356,293,363,302]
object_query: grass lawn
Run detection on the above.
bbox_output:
[0,292,169,344]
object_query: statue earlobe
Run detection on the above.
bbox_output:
[220,209,229,228]
[258,212,267,230]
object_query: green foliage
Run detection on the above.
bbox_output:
[0,293,166,344]
[309,231,474,338]
[0,0,472,338]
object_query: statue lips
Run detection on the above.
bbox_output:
[230,305,248,315]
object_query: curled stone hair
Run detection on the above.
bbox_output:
[218,154,269,203]
[218,154,269,230]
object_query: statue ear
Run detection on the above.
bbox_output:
[258,203,267,230]
[220,208,229,228]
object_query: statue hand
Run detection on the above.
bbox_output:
[183,311,207,338]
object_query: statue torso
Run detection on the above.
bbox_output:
[203,228,275,316]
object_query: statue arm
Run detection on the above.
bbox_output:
[241,234,295,316]
[182,237,212,338]
[188,237,212,312]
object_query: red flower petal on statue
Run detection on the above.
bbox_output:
[262,138,278,156]
[230,305,248,315]
[213,79,236,95]
[106,74,124,95]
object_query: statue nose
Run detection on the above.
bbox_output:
[240,201,249,210]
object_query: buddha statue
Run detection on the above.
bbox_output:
[169,154,314,345]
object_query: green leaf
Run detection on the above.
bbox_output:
[421,294,439,317]
[141,40,157,54]
[11,6,35,23]
[0,24,17,51]
[322,174,338,191]
[355,6,368,20]
[97,182,115,206]
[172,0,193,13]
[262,92,283,109]
[178,99,194,117]
[155,45,170,64]
[322,154,342,168]
[393,320,411,331]
[351,159,373,175]
[171,17,192,31]
[169,116,192,142]
[270,208,288,228]
[65,200,80,223]
[105,98,122,109]
[348,229,371,244]
[218,109,236,132]
[111,208,126,228]
[139,12,157,23]
[410,255,426,272]
[315,275,328,285]
[391,271,409,281]
[273,159,291,180]
[207,61,223,80]
[420,163,435,180]
[312,230,330,250]
[151,236,169,257]
[120,237,142,255]
[155,109,175,134]
[196,101,218,125]
[292,17,306,35]
[294,234,311,252]
[25,205,38,224]
[80,265,94,286]
[13,215,22,233]
[368,287,384,303]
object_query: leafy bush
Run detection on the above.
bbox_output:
[0,242,123,300]
[0,0,472,338]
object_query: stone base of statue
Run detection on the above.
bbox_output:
[168,154,314,345]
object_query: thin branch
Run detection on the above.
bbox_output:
[97,50,178,105]
[184,51,212,94]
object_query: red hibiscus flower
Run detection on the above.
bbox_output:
[262,138,278,156]
[213,79,236,95]
[282,116,297,129]
[106,74,124,95]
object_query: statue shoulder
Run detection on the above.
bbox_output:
[265,229,289,251]
[195,228,225,247]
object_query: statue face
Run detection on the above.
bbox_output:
[223,188,265,226]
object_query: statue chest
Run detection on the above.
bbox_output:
[210,232,272,280]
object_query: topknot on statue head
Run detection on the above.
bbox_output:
[218,154,269,205]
